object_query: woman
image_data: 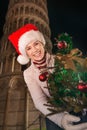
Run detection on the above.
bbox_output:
[8,23,87,130]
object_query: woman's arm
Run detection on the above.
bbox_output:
[23,70,87,130]
[23,70,64,128]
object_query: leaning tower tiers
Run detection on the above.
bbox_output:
[0,0,51,130]
[5,0,52,53]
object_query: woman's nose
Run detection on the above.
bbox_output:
[32,47,37,52]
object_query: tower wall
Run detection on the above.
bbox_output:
[0,0,51,129]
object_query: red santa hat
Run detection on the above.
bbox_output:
[8,24,46,65]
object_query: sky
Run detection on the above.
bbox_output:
[47,0,87,54]
[0,0,87,54]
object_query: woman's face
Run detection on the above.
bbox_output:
[25,41,45,61]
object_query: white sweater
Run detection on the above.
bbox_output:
[23,53,65,127]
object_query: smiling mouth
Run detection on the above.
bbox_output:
[34,51,41,57]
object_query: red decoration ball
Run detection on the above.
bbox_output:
[39,72,48,82]
[77,82,87,92]
[57,41,67,49]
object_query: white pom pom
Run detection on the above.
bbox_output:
[17,55,29,65]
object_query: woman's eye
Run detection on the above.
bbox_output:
[26,47,31,51]
[34,42,39,46]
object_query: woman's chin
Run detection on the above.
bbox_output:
[33,56,43,61]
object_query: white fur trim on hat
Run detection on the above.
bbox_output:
[17,55,29,65]
[17,30,45,65]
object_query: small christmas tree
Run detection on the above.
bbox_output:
[46,33,87,115]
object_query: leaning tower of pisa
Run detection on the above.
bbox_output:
[5,0,52,51]
[0,0,52,130]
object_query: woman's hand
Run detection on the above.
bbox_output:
[61,113,87,130]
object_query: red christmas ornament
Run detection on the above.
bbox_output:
[57,41,67,49]
[39,72,48,82]
[77,82,87,92]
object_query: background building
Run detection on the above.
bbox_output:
[0,0,52,130]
